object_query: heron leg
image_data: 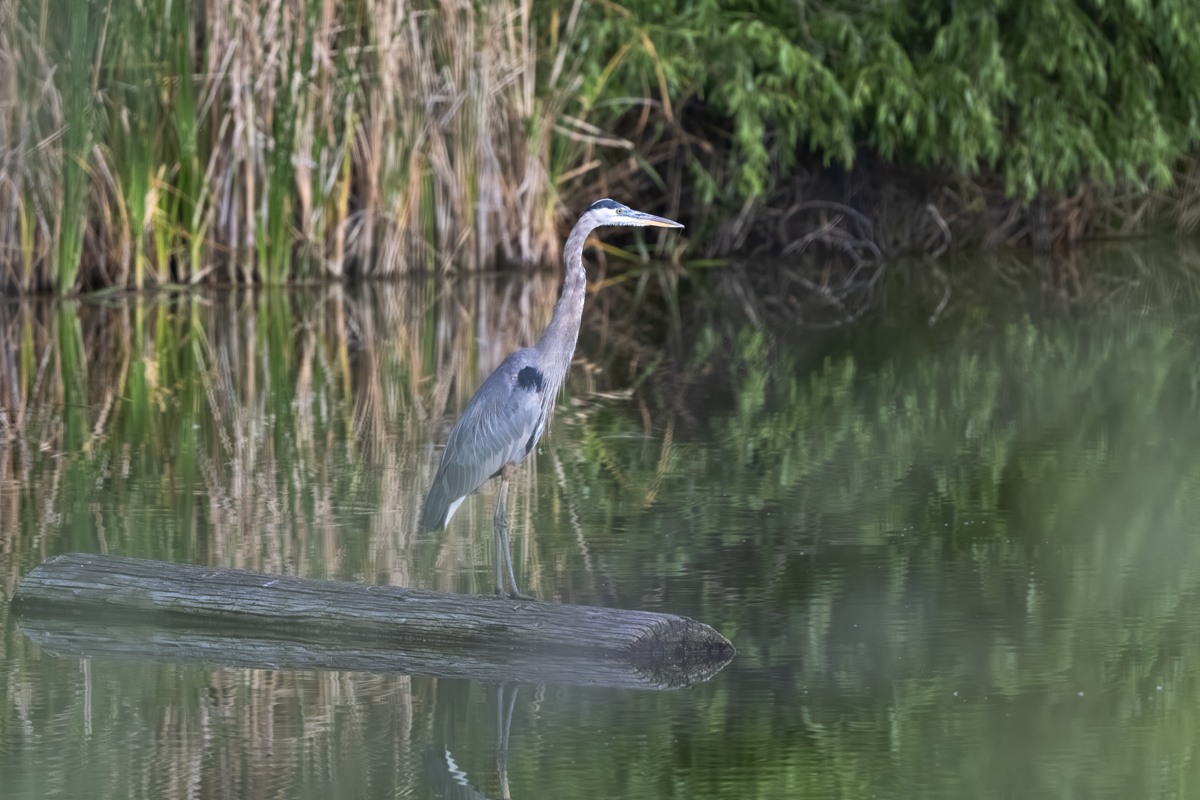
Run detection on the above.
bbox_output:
[494,465,534,600]
[494,474,508,595]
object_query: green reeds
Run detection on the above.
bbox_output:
[0,0,594,292]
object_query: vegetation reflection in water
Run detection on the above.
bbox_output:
[3,252,1200,797]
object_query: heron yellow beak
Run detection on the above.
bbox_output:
[627,209,685,229]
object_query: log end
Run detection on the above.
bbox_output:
[625,615,736,688]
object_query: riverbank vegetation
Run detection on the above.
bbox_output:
[4,0,1200,292]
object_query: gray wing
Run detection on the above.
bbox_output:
[419,349,549,532]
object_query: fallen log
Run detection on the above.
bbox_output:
[13,553,735,690]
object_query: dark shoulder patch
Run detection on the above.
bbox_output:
[516,365,546,393]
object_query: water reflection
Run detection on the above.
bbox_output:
[424,684,521,800]
[4,244,1200,796]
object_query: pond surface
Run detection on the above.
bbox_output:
[3,243,1200,798]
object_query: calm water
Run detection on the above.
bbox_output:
[4,245,1200,798]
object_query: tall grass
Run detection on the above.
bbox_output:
[0,0,599,292]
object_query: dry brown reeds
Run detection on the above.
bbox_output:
[0,0,602,292]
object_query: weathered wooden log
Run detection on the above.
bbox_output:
[13,553,735,690]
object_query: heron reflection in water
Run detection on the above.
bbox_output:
[420,199,684,598]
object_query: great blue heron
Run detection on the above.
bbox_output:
[419,199,684,598]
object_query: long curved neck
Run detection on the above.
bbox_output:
[535,214,597,399]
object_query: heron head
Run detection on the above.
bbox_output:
[586,198,684,229]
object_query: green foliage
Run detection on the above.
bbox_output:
[578,0,1200,200]
[54,0,99,292]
